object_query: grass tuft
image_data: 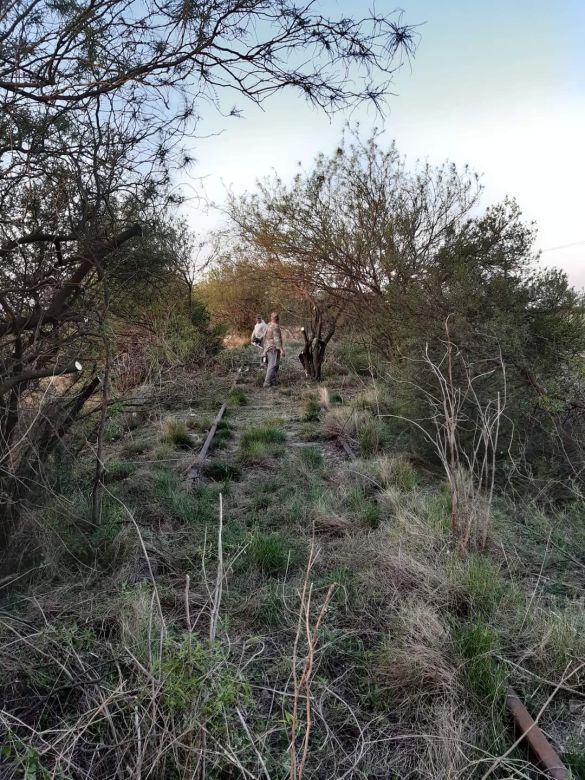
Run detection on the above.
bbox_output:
[105,460,137,482]
[455,622,508,707]
[227,387,248,407]
[302,396,321,422]
[299,445,323,469]
[240,425,286,462]
[374,455,417,492]
[248,532,293,574]
[162,417,195,449]
[202,459,241,482]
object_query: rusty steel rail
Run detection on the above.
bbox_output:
[185,378,236,488]
[185,401,227,486]
[338,435,356,460]
[506,688,569,779]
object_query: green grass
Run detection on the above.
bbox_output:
[153,472,219,524]
[240,425,286,461]
[302,396,321,422]
[162,418,195,449]
[346,484,381,528]
[317,565,356,608]
[202,459,241,482]
[299,446,323,469]
[455,623,508,707]
[248,532,294,574]
[255,586,286,626]
[227,387,248,407]
[451,554,510,620]
[105,460,137,482]
[358,418,384,457]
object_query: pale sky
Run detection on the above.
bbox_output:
[181,0,585,288]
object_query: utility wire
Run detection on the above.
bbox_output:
[540,240,585,253]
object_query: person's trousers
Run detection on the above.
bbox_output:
[263,349,280,387]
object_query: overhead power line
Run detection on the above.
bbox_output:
[540,240,585,253]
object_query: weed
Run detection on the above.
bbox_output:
[154,472,219,524]
[330,392,343,405]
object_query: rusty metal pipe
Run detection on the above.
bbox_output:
[506,687,569,779]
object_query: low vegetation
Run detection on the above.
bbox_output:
[1,346,583,778]
[1,21,583,772]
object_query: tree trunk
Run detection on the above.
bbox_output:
[299,332,326,381]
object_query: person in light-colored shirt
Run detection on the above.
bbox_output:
[251,315,267,346]
[262,312,285,387]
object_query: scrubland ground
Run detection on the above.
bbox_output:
[1,343,584,779]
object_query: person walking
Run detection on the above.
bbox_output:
[262,312,285,388]
[251,314,267,347]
